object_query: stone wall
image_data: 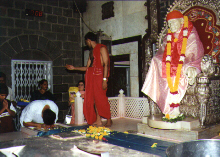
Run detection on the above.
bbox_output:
[0,0,83,121]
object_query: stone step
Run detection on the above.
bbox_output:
[138,116,220,142]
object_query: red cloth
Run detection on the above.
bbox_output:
[166,10,183,21]
[83,44,111,125]
[184,6,220,62]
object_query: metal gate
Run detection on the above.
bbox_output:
[11,60,53,101]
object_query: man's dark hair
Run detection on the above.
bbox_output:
[0,83,8,95]
[84,32,97,42]
[38,79,47,88]
[43,109,56,125]
[0,72,6,82]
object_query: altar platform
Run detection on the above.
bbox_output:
[0,118,175,157]
[1,118,219,156]
[0,130,172,157]
[138,116,220,142]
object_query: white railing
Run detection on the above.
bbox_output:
[74,90,150,124]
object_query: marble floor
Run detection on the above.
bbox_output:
[1,118,219,156]
[0,131,29,142]
[93,117,142,133]
[0,118,141,142]
[0,118,174,157]
[1,117,219,143]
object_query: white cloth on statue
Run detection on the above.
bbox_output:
[20,100,58,127]
[141,27,204,114]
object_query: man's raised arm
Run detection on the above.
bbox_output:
[65,57,91,71]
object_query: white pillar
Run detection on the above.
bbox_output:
[118,89,125,117]
[75,92,84,124]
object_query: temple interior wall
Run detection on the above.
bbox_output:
[0,0,82,121]
[0,0,149,121]
[83,1,148,97]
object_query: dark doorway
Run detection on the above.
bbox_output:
[107,54,130,97]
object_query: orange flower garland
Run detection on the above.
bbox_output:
[166,16,189,94]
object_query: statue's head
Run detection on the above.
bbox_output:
[166,10,184,33]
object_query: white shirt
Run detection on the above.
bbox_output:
[6,87,14,102]
[20,100,59,127]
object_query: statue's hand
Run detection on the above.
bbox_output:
[185,67,197,85]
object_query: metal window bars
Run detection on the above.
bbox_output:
[11,60,53,102]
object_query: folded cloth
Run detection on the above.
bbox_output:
[0,145,25,157]
[71,145,109,157]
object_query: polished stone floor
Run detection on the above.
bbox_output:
[0,131,161,157]
[0,118,175,156]
[1,117,219,142]
[1,118,141,142]
[0,118,170,157]
[0,118,219,157]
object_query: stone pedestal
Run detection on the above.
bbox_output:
[138,117,220,142]
[143,115,200,130]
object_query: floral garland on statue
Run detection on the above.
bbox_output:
[164,16,189,120]
[162,113,185,123]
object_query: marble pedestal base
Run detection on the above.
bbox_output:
[143,115,200,130]
[138,116,220,142]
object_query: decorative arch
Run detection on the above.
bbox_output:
[0,34,62,86]
[0,35,62,61]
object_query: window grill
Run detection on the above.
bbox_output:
[11,60,53,102]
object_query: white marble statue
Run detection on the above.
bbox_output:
[142,10,204,119]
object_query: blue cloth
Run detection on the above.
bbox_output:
[37,125,89,136]
[37,125,174,156]
[17,101,29,107]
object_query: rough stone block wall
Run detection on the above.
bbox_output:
[0,0,83,122]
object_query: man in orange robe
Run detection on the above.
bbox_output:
[66,32,112,127]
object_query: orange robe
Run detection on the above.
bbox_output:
[83,44,111,125]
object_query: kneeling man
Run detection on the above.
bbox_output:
[20,100,58,129]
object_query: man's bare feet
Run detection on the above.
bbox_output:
[104,119,112,127]
[92,121,103,127]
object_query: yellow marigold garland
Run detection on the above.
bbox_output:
[75,126,112,141]
[166,16,188,94]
